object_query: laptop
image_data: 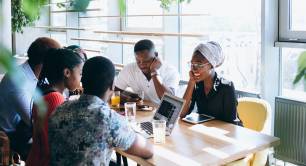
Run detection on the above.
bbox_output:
[139,93,185,138]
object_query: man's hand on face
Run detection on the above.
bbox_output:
[149,56,162,73]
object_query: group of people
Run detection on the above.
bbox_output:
[0,37,242,166]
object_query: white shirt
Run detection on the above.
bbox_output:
[115,62,180,104]
[0,61,38,132]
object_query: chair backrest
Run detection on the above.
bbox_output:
[235,89,261,99]
[237,97,271,133]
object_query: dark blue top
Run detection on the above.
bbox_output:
[188,73,242,126]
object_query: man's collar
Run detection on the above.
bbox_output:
[22,61,38,82]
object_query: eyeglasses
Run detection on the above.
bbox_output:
[188,62,210,69]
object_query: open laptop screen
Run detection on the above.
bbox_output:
[153,94,185,133]
[156,100,176,120]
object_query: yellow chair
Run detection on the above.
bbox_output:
[226,97,271,166]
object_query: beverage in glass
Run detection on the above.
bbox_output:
[111,91,120,108]
[152,120,166,144]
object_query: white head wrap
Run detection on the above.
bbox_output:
[193,41,224,68]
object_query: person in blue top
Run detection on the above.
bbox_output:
[0,37,61,159]
[180,41,242,126]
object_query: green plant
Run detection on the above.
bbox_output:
[12,0,90,33]
[293,51,306,87]
[159,0,191,10]
[56,0,90,11]
[118,0,126,16]
[11,0,47,33]
[116,0,192,15]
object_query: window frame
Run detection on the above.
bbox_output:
[279,0,306,42]
[122,0,164,32]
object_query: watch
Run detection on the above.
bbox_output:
[150,71,159,77]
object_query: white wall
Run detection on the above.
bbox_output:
[261,0,280,134]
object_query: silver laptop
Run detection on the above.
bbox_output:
[139,93,185,138]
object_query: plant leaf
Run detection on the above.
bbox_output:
[159,0,190,11]
[12,0,45,32]
[293,69,305,84]
[297,51,306,72]
[22,0,47,19]
[293,51,306,84]
[118,0,126,16]
[56,3,66,8]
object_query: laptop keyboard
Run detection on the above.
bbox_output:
[140,122,153,135]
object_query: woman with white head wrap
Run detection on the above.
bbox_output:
[180,41,242,126]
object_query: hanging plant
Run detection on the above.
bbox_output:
[56,0,90,11]
[116,0,192,15]
[11,0,47,33]
[159,0,192,10]
[12,0,90,33]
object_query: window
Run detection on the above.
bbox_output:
[180,0,261,92]
[49,0,108,58]
[281,48,306,100]
[122,0,165,65]
[125,0,163,29]
[50,0,67,45]
[279,0,306,99]
[79,11,107,58]
[279,0,306,41]
[291,0,306,31]
[46,0,262,93]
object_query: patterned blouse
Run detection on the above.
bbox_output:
[48,94,136,166]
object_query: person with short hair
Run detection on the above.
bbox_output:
[180,41,242,126]
[115,39,180,104]
[0,37,61,159]
[48,56,153,165]
[26,48,84,166]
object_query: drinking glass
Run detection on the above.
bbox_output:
[111,91,120,108]
[124,102,137,124]
[152,120,166,144]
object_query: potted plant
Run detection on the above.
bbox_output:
[293,51,306,91]
[11,0,46,33]
[12,0,91,33]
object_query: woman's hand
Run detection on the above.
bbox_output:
[189,71,198,84]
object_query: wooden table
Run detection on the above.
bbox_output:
[115,101,280,166]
